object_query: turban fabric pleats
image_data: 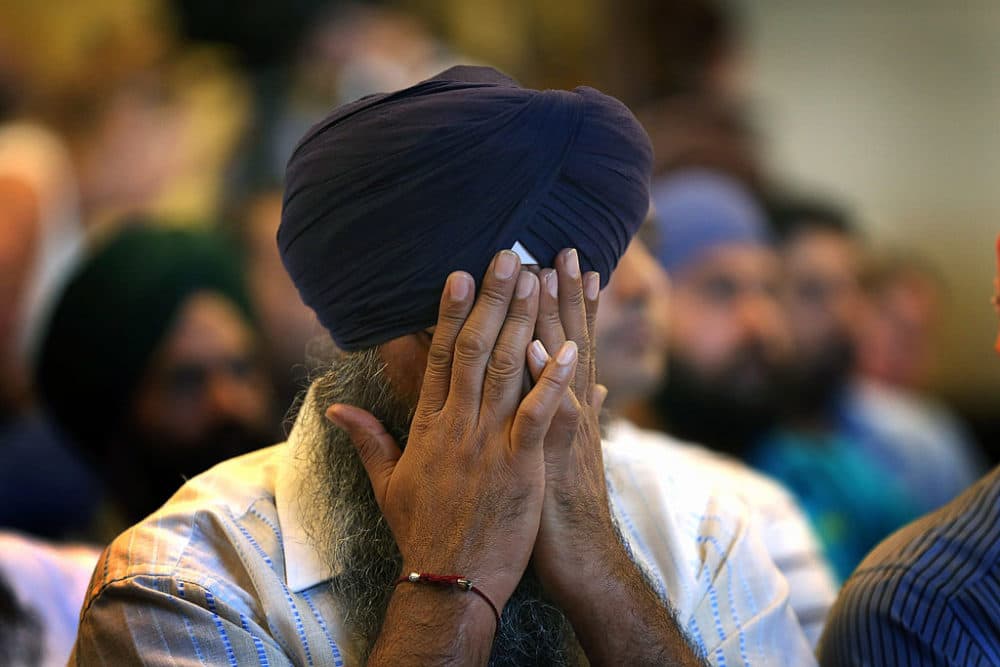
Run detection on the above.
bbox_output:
[280,65,653,350]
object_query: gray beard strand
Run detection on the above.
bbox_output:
[299,348,580,665]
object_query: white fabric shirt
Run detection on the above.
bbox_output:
[606,419,839,647]
[72,408,816,665]
[0,532,100,667]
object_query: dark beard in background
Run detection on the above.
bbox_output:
[780,336,855,422]
[301,348,579,665]
[653,352,783,458]
[114,419,275,524]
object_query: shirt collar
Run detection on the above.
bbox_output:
[275,399,341,593]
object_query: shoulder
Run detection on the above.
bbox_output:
[85,445,286,609]
[605,420,799,518]
[820,469,1000,664]
[603,423,817,664]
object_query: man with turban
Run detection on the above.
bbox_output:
[638,168,790,454]
[72,67,814,665]
[36,222,276,540]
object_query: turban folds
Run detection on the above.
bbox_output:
[36,223,255,456]
[279,65,653,351]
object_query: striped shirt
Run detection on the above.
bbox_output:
[72,411,816,665]
[607,420,838,646]
[817,465,1000,666]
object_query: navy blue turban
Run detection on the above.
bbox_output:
[279,65,653,351]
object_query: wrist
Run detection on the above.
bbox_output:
[538,527,631,606]
[394,566,501,633]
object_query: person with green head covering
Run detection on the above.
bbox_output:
[36,221,276,541]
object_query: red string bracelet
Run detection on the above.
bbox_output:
[393,572,501,627]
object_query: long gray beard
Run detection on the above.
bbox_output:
[300,348,579,665]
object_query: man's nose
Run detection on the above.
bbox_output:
[203,369,253,420]
[738,291,782,341]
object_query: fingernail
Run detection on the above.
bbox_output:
[585,272,600,300]
[494,250,518,280]
[449,273,471,301]
[543,270,558,298]
[515,271,536,298]
[325,404,344,425]
[556,340,577,365]
[566,249,580,279]
[529,340,549,366]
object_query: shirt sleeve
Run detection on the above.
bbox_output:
[72,575,294,666]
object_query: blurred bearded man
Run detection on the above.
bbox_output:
[72,67,813,665]
[601,235,837,646]
[36,222,276,540]
[637,169,790,457]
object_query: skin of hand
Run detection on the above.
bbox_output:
[528,248,707,667]
[529,249,616,592]
[327,249,579,664]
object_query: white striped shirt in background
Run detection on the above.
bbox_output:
[72,410,817,665]
[606,419,839,647]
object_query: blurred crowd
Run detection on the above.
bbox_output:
[0,1,994,664]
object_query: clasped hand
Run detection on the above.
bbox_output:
[328,247,613,622]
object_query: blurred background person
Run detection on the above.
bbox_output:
[35,223,276,542]
[0,123,102,540]
[226,187,321,418]
[857,253,947,392]
[816,236,1000,666]
[599,233,837,646]
[231,3,459,195]
[757,196,984,580]
[0,531,100,666]
[630,168,789,457]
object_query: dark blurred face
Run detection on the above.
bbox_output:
[245,192,320,402]
[781,229,864,376]
[132,291,274,459]
[0,176,39,411]
[858,274,941,389]
[668,245,789,400]
[594,239,670,410]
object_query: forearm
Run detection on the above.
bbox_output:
[368,581,497,666]
[552,540,708,667]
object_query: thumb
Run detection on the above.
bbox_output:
[326,403,401,510]
[591,384,608,413]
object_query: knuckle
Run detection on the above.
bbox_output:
[486,347,522,382]
[538,371,567,394]
[478,282,510,309]
[425,342,453,369]
[540,308,563,331]
[436,308,468,331]
[515,405,544,436]
[455,328,491,359]
[565,286,586,308]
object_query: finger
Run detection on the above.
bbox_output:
[526,339,549,383]
[482,271,539,418]
[527,338,577,417]
[417,271,475,415]
[535,268,566,354]
[326,404,401,512]
[511,341,578,452]
[591,384,608,413]
[584,272,600,391]
[447,250,521,412]
[556,249,591,401]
